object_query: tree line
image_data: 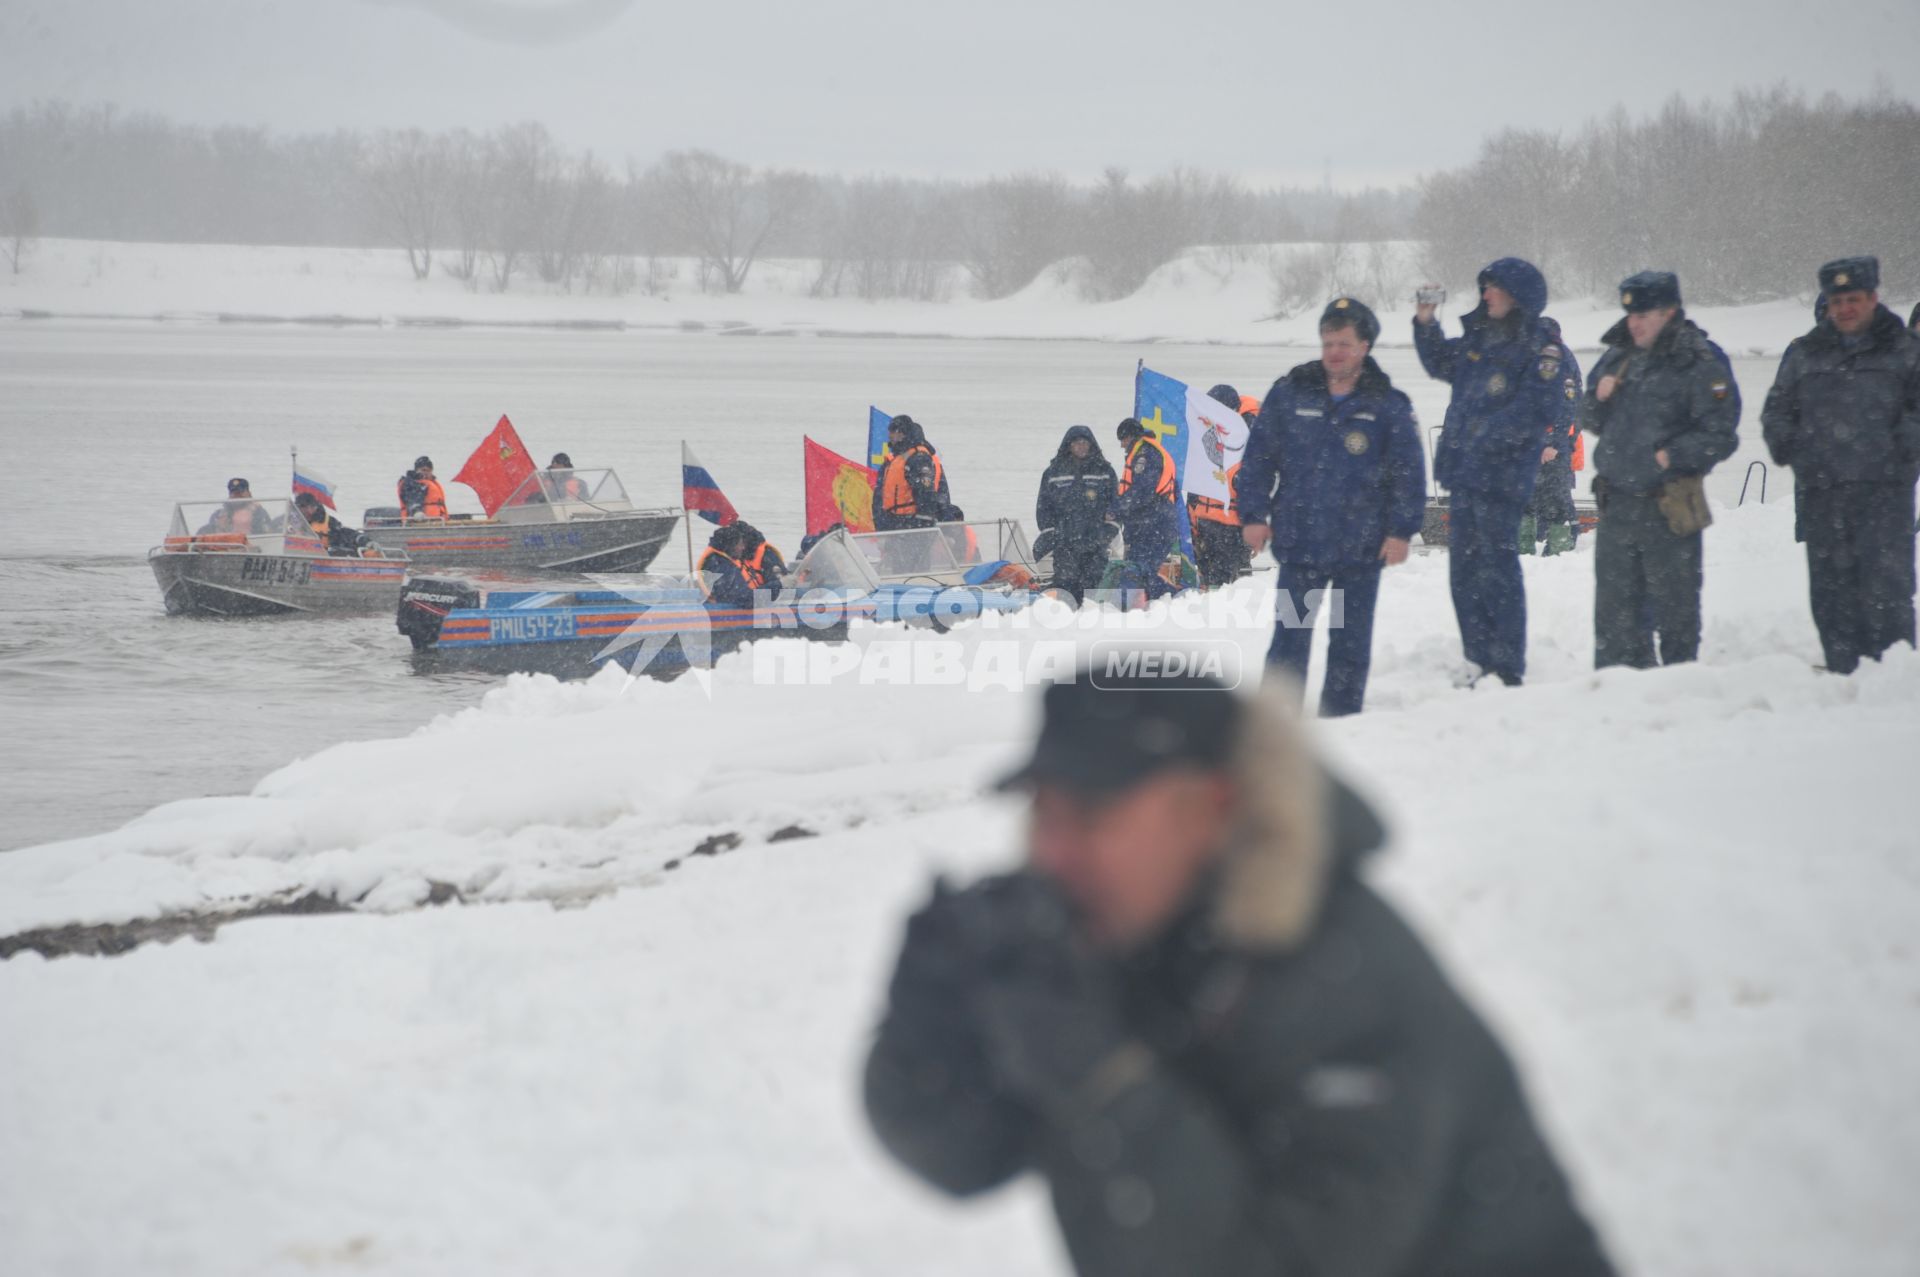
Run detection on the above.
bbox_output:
[4,89,1912,305]
[0,101,1411,300]
[1415,86,1920,304]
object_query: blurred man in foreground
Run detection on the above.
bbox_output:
[863,662,1616,1277]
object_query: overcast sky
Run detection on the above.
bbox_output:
[4,0,1918,187]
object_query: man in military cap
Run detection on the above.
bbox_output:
[862,658,1618,1277]
[1762,256,1920,673]
[1580,271,1740,669]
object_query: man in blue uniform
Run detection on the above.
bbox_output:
[1240,298,1427,715]
[1111,417,1179,598]
[1414,259,1567,686]
[1762,256,1920,673]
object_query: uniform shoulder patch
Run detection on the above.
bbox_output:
[1710,380,1730,401]
[1133,454,1151,474]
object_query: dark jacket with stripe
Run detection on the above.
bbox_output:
[1581,313,1741,496]
[1761,304,1920,489]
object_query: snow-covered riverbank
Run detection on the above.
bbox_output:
[1,236,1834,356]
[3,500,1918,1275]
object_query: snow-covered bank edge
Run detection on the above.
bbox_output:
[0,237,1828,355]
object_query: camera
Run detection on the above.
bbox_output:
[1415,285,1447,307]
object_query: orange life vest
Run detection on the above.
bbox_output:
[398,476,449,520]
[1188,462,1242,526]
[880,446,944,518]
[1570,424,1585,472]
[743,541,783,590]
[1119,436,1177,502]
[696,546,742,601]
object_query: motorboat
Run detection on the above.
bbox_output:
[361,469,679,573]
[397,520,1042,677]
[150,498,410,617]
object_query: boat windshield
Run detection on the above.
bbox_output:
[499,468,633,512]
[790,528,882,594]
[846,519,1035,585]
[164,498,294,550]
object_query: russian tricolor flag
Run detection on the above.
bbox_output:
[681,443,739,526]
[292,463,338,510]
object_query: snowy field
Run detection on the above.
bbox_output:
[0,236,1837,356]
[4,496,1918,1274]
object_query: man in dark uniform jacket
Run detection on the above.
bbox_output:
[1580,271,1740,669]
[864,665,1618,1277]
[1413,258,1569,686]
[1762,256,1920,673]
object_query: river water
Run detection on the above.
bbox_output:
[0,320,1784,850]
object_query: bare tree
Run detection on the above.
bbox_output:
[1,183,39,275]
[648,150,810,294]
[364,129,450,281]
[440,131,491,288]
[959,173,1076,299]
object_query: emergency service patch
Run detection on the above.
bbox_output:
[1487,373,1508,395]
[1711,380,1730,400]
[1538,346,1562,379]
[1133,454,1151,474]
[1466,350,1482,362]
[1344,430,1369,455]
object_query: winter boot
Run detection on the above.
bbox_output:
[1516,514,1538,555]
[1541,521,1575,556]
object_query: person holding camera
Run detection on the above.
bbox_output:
[862,666,1616,1277]
[1413,261,1568,687]
[1581,272,1740,670]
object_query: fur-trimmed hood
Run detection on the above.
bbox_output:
[1208,682,1386,952]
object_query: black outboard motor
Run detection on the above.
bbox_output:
[397,576,481,650]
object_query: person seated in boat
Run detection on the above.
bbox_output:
[194,504,237,537]
[697,523,783,610]
[731,521,788,591]
[220,477,280,536]
[294,492,372,557]
[397,456,449,521]
[548,453,589,502]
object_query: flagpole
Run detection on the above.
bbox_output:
[680,441,695,575]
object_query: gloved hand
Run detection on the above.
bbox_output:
[955,876,1141,1111]
[906,515,938,529]
[1100,520,1121,544]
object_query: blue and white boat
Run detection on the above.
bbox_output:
[397,521,1042,678]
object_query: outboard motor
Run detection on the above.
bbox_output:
[397,575,481,650]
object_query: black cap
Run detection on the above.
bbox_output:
[1818,256,1879,295]
[550,452,572,467]
[887,414,914,432]
[1619,271,1682,312]
[995,664,1240,795]
[414,455,434,469]
[1206,383,1240,409]
[226,477,250,494]
[1116,417,1145,442]
[1319,296,1380,344]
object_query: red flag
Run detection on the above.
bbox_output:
[455,415,537,516]
[804,437,877,535]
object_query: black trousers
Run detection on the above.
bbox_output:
[1191,518,1251,589]
[1594,489,1702,670]
[1798,482,1918,674]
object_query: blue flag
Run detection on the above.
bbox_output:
[1132,365,1197,559]
[867,406,894,469]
